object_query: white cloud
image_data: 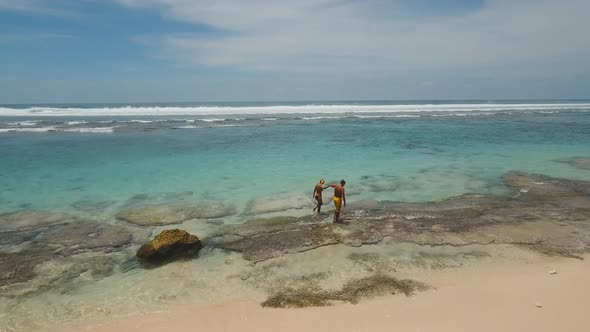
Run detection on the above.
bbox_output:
[119,0,590,75]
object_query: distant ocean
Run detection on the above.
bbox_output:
[1,100,590,216]
[1,100,590,329]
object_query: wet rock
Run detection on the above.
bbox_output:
[117,202,236,226]
[222,217,301,238]
[117,204,198,226]
[243,194,311,215]
[136,229,202,264]
[502,171,590,197]
[34,222,133,255]
[212,172,590,263]
[347,199,381,210]
[192,201,237,219]
[262,274,428,308]
[2,252,123,297]
[520,242,585,260]
[0,253,38,287]
[261,287,332,308]
[221,224,339,263]
[71,200,116,212]
[0,210,77,233]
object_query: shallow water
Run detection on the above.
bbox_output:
[1,101,590,330]
[1,105,589,217]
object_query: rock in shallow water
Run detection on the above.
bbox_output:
[211,172,590,263]
[261,274,428,308]
[116,202,236,226]
[554,157,590,170]
[243,194,311,215]
[136,229,202,264]
[71,200,116,212]
[0,253,38,287]
[0,210,136,292]
[0,210,77,233]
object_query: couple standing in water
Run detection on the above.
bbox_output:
[313,179,346,223]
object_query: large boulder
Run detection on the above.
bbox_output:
[136,229,202,264]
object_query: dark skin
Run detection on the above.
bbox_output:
[312,180,328,213]
[328,181,346,223]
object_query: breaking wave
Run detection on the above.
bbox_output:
[0,102,589,117]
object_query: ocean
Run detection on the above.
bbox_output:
[1,100,590,330]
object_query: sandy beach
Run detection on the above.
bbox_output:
[62,254,588,332]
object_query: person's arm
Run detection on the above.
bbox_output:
[343,188,346,207]
[312,187,317,198]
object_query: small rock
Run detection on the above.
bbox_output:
[548,269,557,275]
[535,302,543,308]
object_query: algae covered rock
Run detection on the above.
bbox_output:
[0,253,39,287]
[261,274,428,308]
[136,229,202,264]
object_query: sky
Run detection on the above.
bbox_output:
[0,0,589,103]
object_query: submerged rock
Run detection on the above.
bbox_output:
[261,274,428,308]
[71,200,116,212]
[243,194,311,215]
[554,157,590,170]
[116,202,236,226]
[0,210,77,233]
[0,212,136,292]
[211,172,590,263]
[136,229,202,264]
[0,253,38,287]
[116,204,198,226]
[34,222,133,255]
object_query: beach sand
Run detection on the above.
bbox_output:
[61,254,589,332]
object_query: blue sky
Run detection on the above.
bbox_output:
[0,0,589,103]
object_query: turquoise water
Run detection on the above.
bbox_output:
[1,103,590,219]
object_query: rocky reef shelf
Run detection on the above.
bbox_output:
[0,170,589,329]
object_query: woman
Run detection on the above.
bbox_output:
[312,179,328,213]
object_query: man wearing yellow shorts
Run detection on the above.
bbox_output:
[328,180,346,223]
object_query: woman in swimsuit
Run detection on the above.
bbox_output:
[312,179,328,213]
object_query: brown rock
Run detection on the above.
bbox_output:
[136,229,202,264]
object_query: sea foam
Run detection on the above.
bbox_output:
[0,103,589,117]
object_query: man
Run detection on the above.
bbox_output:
[328,179,346,223]
[312,179,328,213]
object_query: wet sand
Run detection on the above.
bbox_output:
[65,254,589,332]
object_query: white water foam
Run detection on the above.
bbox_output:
[0,127,56,132]
[62,127,115,133]
[7,121,39,126]
[0,103,589,117]
[0,127,114,133]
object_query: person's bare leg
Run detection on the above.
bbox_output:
[334,211,339,223]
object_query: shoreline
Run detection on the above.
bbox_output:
[59,254,589,332]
